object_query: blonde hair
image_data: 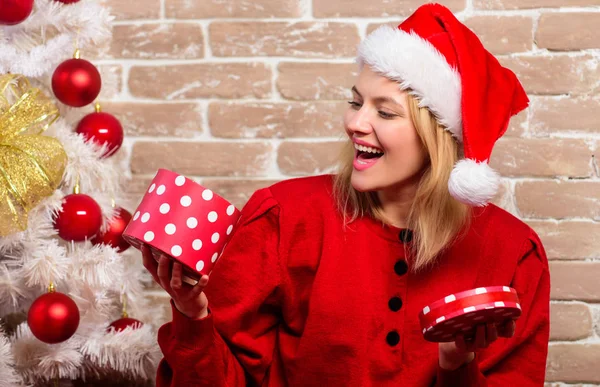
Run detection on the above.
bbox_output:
[333,93,472,272]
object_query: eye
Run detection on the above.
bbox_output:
[378,111,395,119]
[347,101,362,109]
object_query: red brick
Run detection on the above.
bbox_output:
[504,110,528,137]
[209,102,346,138]
[515,181,600,219]
[530,97,600,135]
[129,63,271,99]
[490,138,594,178]
[549,261,600,301]
[210,22,359,58]
[124,175,154,200]
[536,13,600,51]
[277,141,344,176]
[130,142,273,177]
[474,0,600,9]
[98,102,202,137]
[464,16,533,55]
[313,0,465,17]
[527,220,600,260]
[100,0,160,20]
[165,0,302,18]
[102,23,203,59]
[499,55,600,95]
[549,302,592,341]
[546,343,600,382]
[277,63,357,100]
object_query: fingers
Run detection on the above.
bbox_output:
[141,245,160,283]
[171,262,183,291]
[189,275,210,298]
[156,254,173,294]
[498,319,516,338]
[486,323,498,344]
[474,324,487,349]
[454,333,468,353]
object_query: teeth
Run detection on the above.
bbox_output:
[354,143,384,154]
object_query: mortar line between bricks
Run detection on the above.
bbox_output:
[523,218,600,223]
[110,7,600,25]
[549,338,600,345]
[93,49,600,66]
[159,0,165,19]
[301,0,312,19]
[531,9,541,51]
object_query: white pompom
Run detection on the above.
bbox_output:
[448,159,500,207]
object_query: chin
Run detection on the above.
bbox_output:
[350,172,380,193]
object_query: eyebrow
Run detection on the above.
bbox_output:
[351,86,404,109]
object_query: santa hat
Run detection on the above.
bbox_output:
[356,3,529,207]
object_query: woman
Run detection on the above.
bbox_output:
[145,4,550,386]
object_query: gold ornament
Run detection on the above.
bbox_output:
[0,74,67,236]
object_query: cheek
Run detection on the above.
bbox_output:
[382,125,424,163]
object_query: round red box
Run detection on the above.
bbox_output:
[123,169,241,285]
[418,286,521,342]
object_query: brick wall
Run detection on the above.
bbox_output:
[96,0,600,384]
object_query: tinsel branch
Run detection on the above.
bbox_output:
[0,0,112,77]
[0,327,24,387]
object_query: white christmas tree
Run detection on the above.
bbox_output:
[0,0,161,385]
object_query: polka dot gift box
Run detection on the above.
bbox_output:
[123,169,241,285]
[418,286,522,343]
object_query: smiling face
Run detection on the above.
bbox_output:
[343,65,429,195]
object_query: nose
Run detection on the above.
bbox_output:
[346,105,374,135]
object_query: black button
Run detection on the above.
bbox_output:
[394,260,408,276]
[399,229,413,243]
[386,331,400,346]
[388,297,403,312]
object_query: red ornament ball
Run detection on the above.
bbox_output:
[54,194,103,242]
[52,58,101,107]
[107,317,143,333]
[91,207,132,253]
[76,111,124,157]
[0,0,34,25]
[54,0,80,3]
[28,292,80,344]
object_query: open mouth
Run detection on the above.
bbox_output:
[354,143,384,162]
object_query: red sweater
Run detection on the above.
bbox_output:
[156,175,550,387]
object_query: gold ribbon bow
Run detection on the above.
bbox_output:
[0,74,68,236]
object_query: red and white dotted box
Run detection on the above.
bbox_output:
[123,169,241,284]
[419,286,522,342]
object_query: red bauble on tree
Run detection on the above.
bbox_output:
[28,290,80,344]
[76,103,124,158]
[92,207,132,252]
[0,0,34,25]
[52,51,101,107]
[107,317,143,333]
[54,193,103,241]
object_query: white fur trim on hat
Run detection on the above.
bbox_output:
[356,25,462,142]
[448,159,500,207]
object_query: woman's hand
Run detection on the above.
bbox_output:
[141,244,210,320]
[438,319,516,370]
